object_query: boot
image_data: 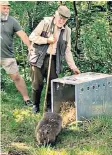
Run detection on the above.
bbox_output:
[32,89,42,113]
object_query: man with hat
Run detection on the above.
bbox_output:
[29,5,80,113]
[0,1,33,106]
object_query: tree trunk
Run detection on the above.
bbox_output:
[73,1,80,56]
[87,1,92,10]
[27,1,37,31]
[107,1,112,36]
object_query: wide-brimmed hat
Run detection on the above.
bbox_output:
[58,5,71,18]
[0,1,10,6]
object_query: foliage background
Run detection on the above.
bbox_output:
[1,1,112,155]
[9,1,112,76]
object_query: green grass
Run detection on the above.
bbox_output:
[1,78,112,155]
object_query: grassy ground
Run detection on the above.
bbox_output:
[1,77,112,155]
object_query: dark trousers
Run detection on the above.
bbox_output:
[30,55,58,109]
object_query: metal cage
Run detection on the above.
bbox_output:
[51,72,112,121]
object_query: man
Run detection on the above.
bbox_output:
[29,5,80,113]
[0,1,32,106]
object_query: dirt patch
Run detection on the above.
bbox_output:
[8,150,28,155]
[60,101,76,127]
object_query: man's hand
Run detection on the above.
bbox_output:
[28,45,35,55]
[47,35,57,44]
[73,67,80,74]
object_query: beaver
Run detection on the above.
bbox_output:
[35,112,62,145]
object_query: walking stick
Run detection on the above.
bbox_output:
[43,51,52,113]
[43,25,57,114]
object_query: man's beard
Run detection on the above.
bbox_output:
[0,13,9,21]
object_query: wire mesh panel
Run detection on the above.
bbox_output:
[51,72,112,121]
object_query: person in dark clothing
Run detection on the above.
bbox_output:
[29,5,80,113]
